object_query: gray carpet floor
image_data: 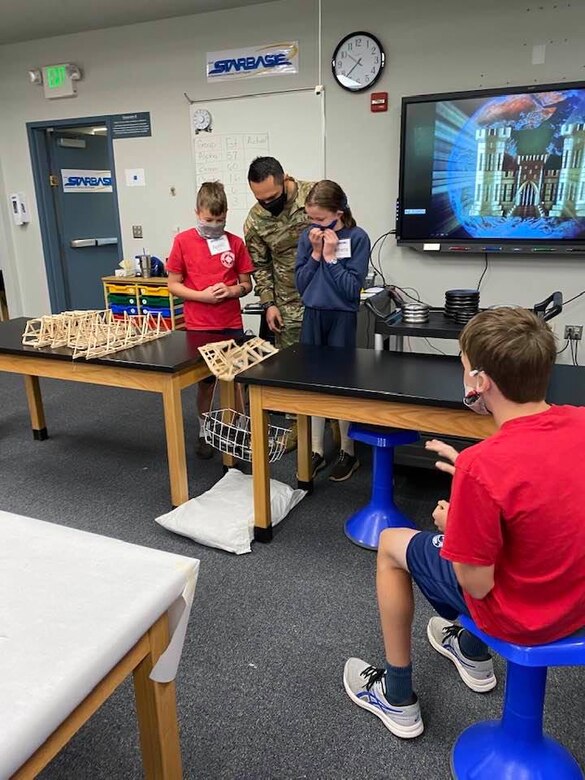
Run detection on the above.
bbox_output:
[1,372,583,779]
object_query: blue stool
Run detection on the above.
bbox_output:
[452,614,585,780]
[344,423,419,550]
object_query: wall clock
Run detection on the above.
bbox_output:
[331,32,385,93]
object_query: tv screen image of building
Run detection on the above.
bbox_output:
[399,84,585,244]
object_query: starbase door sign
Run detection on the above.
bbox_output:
[206,42,299,81]
[61,169,113,193]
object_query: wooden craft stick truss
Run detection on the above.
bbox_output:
[22,310,170,359]
[198,337,278,380]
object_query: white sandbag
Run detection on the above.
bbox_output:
[155,469,306,554]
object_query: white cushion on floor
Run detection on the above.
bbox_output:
[155,469,306,554]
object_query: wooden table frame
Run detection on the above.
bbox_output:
[13,612,182,779]
[0,352,235,507]
[249,384,495,541]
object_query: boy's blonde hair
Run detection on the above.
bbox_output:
[196,181,227,216]
[459,307,556,403]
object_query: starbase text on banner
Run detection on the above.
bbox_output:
[206,42,299,82]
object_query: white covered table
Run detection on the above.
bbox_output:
[0,511,200,779]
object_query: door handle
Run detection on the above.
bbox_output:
[70,238,96,248]
[70,237,119,248]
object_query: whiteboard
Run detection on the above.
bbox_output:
[190,89,324,235]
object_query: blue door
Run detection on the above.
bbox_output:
[46,126,121,310]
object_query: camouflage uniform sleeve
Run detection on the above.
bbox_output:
[244,215,275,305]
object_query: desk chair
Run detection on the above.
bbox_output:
[344,423,418,549]
[452,614,585,780]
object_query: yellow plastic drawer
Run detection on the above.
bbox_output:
[105,283,137,295]
[138,286,169,297]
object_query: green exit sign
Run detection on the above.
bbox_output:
[46,64,67,89]
[42,64,77,99]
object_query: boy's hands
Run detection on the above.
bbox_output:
[210,282,232,301]
[425,438,459,476]
[199,282,233,303]
[322,229,339,262]
[432,500,450,532]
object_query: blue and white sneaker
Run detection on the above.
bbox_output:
[343,658,424,739]
[427,617,496,692]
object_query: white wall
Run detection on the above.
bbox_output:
[0,0,584,361]
[0,0,318,316]
[322,0,585,359]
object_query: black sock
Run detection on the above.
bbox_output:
[458,629,490,661]
[384,663,417,706]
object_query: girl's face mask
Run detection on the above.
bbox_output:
[463,369,491,415]
[310,218,338,231]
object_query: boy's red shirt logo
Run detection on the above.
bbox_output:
[221,251,235,268]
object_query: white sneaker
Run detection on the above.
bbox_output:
[343,658,424,739]
[426,617,496,692]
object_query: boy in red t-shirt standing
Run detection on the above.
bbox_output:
[167,181,254,459]
[344,308,585,739]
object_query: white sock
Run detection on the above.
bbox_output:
[311,416,325,456]
[339,420,354,456]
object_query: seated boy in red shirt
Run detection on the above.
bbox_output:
[167,181,254,459]
[344,307,585,739]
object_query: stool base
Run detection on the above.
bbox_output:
[452,721,583,780]
[344,504,416,550]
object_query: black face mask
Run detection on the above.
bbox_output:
[259,188,286,217]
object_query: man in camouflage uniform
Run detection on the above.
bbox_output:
[244,157,315,451]
[245,157,314,349]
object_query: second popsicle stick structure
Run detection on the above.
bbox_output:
[22,310,170,359]
[198,336,278,381]
[197,337,288,462]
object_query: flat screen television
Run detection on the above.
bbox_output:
[397,81,585,253]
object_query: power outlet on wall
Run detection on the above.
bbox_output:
[132,225,143,239]
[564,325,583,341]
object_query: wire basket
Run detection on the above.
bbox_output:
[202,408,290,463]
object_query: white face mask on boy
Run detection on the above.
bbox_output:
[463,369,491,416]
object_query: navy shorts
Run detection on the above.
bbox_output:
[405,532,469,620]
[199,328,245,384]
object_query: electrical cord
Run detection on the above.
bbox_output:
[368,230,395,286]
[564,289,585,306]
[557,339,571,356]
[423,337,447,355]
[477,253,489,290]
[570,338,580,366]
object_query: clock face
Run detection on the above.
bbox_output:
[332,32,385,92]
[193,108,212,132]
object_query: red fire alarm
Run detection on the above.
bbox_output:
[370,92,388,112]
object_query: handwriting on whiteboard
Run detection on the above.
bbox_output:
[193,132,270,211]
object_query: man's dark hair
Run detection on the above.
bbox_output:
[247,156,284,184]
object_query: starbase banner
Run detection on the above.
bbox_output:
[206,42,299,81]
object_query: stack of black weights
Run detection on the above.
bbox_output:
[445,289,480,324]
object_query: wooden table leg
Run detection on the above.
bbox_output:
[249,385,272,542]
[133,613,183,780]
[219,379,236,470]
[296,414,313,493]
[23,375,48,440]
[162,378,188,507]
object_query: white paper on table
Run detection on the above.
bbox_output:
[150,565,199,683]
